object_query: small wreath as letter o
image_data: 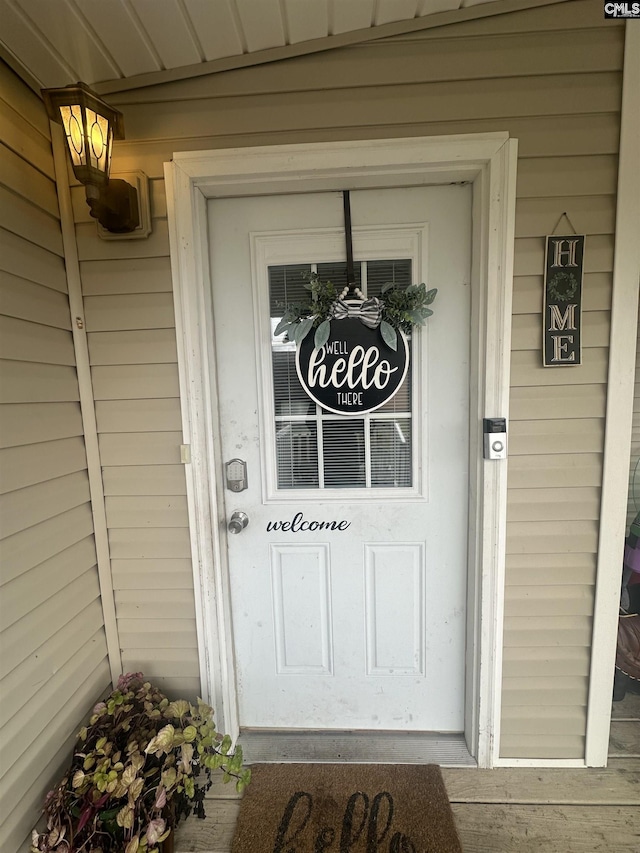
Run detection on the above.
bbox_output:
[547,271,578,303]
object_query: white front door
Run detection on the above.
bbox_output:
[208,186,471,736]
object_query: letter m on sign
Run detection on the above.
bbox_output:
[549,304,577,331]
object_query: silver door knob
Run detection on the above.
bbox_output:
[228,511,249,534]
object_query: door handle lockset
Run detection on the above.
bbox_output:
[228,511,249,534]
[225,458,248,492]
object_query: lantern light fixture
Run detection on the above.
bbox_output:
[42,82,145,235]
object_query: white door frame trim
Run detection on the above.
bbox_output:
[165,133,518,768]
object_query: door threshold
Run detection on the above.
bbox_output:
[238,729,476,766]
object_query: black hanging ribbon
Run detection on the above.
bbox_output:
[343,190,356,290]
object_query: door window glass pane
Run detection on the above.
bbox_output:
[269,260,414,491]
[323,419,365,488]
[276,419,318,489]
[371,417,412,487]
[366,259,412,298]
[316,261,360,292]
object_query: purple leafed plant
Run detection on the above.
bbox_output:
[31,673,250,853]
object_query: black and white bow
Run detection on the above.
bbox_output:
[328,297,383,329]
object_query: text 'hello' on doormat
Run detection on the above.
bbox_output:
[231,763,463,853]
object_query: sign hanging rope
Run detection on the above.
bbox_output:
[343,190,356,290]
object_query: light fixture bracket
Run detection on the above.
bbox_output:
[96,171,152,241]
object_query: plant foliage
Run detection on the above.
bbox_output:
[31,673,250,853]
[379,280,437,333]
[274,272,340,348]
[274,273,437,351]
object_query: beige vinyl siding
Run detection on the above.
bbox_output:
[0,63,111,853]
[79,217,200,696]
[72,0,622,759]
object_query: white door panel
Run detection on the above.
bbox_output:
[209,185,471,731]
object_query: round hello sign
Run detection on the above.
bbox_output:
[295,317,409,416]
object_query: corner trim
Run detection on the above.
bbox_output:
[49,121,123,686]
[586,21,640,766]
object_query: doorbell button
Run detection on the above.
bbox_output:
[483,418,507,460]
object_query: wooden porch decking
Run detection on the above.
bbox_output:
[175,694,640,852]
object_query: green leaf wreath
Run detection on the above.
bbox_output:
[274,272,437,352]
[547,271,578,303]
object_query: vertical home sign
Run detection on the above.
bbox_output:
[543,234,585,367]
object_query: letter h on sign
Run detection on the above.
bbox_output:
[543,234,585,367]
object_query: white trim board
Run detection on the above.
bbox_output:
[495,759,588,769]
[585,21,640,767]
[50,123,122,687]
[165,134,517,768]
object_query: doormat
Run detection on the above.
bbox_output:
[231,763,462,853]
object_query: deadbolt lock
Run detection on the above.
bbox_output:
[225,458,248,492]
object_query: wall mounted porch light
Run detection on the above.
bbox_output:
[42,82,150,238]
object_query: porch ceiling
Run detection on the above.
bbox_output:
[0,0,569,96]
